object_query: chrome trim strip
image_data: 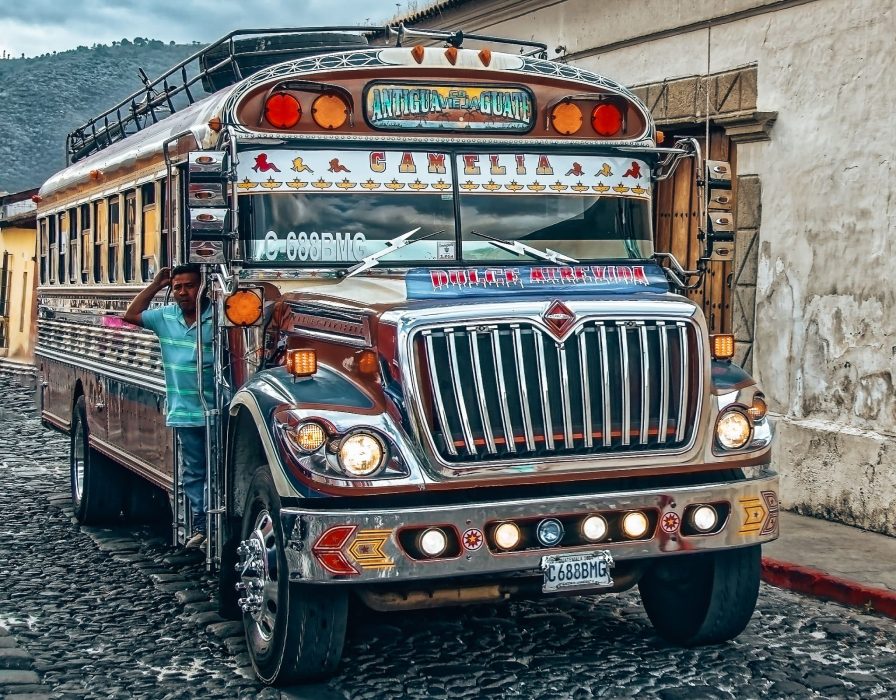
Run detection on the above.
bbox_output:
[533,329,554,451]
[469,329,497,455]
[35,346,166,393]
[513,326,536,451]
[658,322,670,443]
[618,323,631,446]
[447,329,476,455]
[423,332,458,457]
[558,340,573,447]
[676,323,690,443]
[639,325,650,445]
[598,323,612,448]
[578,328,593,449]
[491,328,516,454]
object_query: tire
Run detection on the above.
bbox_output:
[238,467,348,685]
[70,395,124,524]
[638,545,760,646]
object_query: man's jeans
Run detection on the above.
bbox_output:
[175,427,207,535]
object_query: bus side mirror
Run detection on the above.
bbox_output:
[705,160,734,262]
[186,151,232,264]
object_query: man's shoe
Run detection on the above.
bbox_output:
[185,531,206,550]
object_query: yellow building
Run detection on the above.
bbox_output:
[0,188,38,371]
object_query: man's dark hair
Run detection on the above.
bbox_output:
[170,263,201,279]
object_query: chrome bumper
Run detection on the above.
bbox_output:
[280,472,779,584]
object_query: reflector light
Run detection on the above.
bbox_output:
[418,528,449,558]
[286,348,317,377]
[315,551,359,575]
[621,511,650,539]
[581,515,608,542]
[691,505,718,533]
[265,92,301,129]
[312,94,349,130]
[494,522,521,550]
[223,289,263,326]
[748,394,768,421]
[313,525,357,551]
[591,103,623,136]
[550,102,583,135]
[411,45,425,64]
[293,422,326,452]
[711,334,735,360]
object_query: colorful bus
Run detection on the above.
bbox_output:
[35,26,778,685]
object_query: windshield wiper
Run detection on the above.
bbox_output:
[343,227,445,278]
[468,230,579,265]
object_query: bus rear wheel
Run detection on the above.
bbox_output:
[238,467,347,685]
[70,395,123,524]
[638,545,761,645]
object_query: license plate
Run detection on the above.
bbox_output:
[541,550,615,593]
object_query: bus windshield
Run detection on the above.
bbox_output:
[240,150,653,265]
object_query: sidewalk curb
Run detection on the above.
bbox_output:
[761,556,896,620]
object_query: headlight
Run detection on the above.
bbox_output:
[338,432,386,476]
[716,410,752,449]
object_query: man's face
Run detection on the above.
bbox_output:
[171,272,201,314]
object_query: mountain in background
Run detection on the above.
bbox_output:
[0,40,202,194]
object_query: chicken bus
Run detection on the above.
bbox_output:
[34,26,778,685]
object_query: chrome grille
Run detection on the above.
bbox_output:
[414,319,701,462]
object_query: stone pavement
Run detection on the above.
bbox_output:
[762,511,896,619]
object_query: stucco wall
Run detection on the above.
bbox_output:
[413,0,896,533]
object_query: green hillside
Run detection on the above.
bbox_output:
[0,40,202,194]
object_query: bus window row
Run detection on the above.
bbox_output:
[38,180,172,286]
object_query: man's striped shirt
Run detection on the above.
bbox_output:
[141,304,215,427]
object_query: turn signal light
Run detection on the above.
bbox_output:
[312,93,349,130]
[224,288,263,326]
[550,102,583,135]
[591,103,623,136]
[286,348,317,377]
[356,349,378,375]
[748,394,768,421]
[711,334,735,360]
[265,92,302,129]
[293,422,326,452]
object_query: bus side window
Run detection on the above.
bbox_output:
[141,182,158,280]
[109,196,120,284]
[68,208,78,284]
[94,200,107,283]
[160,178,169,267]
[58,211,68,285]
[48,216,57,284]
[39,218,49,285]
[80,203,91,284]
[125,191,137,283]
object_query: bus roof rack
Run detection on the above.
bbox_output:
[66,25,549,166]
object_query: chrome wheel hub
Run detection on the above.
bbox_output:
[73,422,85,500]
[236,509,279,640]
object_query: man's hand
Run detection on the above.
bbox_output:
[152,267,172,290]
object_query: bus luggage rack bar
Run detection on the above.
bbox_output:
[414,319,702,463]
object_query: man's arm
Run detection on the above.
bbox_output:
[123,267,171,327]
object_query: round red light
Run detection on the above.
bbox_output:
[591,103,623,137]
[265,93,301,129]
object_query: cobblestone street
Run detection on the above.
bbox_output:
[1,376,895,699]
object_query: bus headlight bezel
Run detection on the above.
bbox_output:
[715,408,752,450]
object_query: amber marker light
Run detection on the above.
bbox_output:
[748,394,768,421]
[223,289,263,326]
[293,422,326,452]
[208,116,222,132]
[711,333,735,360]
[591,103,623,136]
[357,349,378,375]
[312,93,349,130]
[286,348,317,378]
[265,92,301,129]
[550,102,583,135]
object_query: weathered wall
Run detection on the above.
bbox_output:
[0,226,37,363]
[411,0,896,533]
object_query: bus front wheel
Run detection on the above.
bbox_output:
[238,467,347,685]
[70,395,123,523]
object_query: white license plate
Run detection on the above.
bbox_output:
[541,550,615,593]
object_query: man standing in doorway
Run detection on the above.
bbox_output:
[124,263,214,549]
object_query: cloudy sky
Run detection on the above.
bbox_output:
[0,0,422,57]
